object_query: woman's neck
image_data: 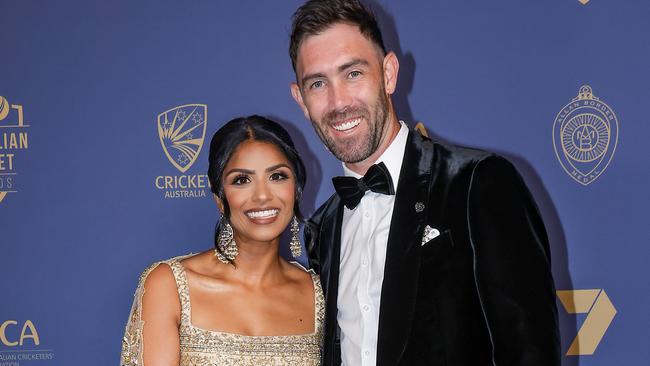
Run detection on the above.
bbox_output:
[225,237,286,287]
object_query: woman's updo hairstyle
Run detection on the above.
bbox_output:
[207,115,306,220]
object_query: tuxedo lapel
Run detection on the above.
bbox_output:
[376,130,435,366]
[314,197,344,366]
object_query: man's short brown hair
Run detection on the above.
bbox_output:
[289,0,387,71]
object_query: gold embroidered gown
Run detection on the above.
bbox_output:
[121,256,324,366]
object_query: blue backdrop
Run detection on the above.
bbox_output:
[1,0,648,365]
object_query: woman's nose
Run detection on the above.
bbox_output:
[252,181,273,203]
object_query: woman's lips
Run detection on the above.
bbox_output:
[245,208,280,224]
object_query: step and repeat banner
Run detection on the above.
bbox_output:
[1,0,648,365]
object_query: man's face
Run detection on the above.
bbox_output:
[291,23,398,165]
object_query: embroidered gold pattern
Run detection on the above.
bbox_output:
[120,255,324,366]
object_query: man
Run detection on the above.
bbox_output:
[288,1,560,365]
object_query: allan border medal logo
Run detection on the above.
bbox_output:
[154,104,210,199]
[553,85,618,185]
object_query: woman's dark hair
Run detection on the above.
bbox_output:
[207,115,307,221]
[289,0,386,71]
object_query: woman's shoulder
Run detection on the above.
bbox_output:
[134,253,196,292]
[284,260,320,288]
[285,261,324,325]
[131,254,199,322]
[122,254,193,345]
[287,260,318,275]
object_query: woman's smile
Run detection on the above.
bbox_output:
[245,208,280,224]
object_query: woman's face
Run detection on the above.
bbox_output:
[220,140,296,245]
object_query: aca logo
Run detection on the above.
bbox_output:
[154,104,210,199]
[557,289,617,356]
[0,96,30,204]
[552,85,619,185]
[0,320,55,363]
[0,320,39,346]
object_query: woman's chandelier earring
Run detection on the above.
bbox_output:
[215,215,238,264]
[290,216,302,258]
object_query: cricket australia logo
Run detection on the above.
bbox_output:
[157,104,207,173]
[154,104,210,199]
[552,85,618,185]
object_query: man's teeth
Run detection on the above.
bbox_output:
[333,118,361,131]
[246,209,279,218]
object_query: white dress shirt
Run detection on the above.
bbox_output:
[338,121,409,366]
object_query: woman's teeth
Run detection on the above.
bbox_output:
[246,209,279,218]
[333,118,361,131]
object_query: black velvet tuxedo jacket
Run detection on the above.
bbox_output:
[305,128,560,366]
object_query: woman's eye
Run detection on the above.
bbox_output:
[270,172,289,181]
[231,175,250,185]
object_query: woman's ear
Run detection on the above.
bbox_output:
[213,194,225,214]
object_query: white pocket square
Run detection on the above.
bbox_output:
[421,225,440,246]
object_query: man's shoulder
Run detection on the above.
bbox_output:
[415,131,495,169]
[424,136,527,192]
[409,130,520,187]
[407,127,489,159]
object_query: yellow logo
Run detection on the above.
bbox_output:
[0,95,30,204]
[157,104,207,173]
[0,320,39,346]
[556,289,617,356]
[414,122,429,138]
[552,85,618,185]
[0,319,54,362]
[154,104,210,199]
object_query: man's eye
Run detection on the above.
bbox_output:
[349,71,362,79]
[270,172,289,181]
[310,80,324,89]
[231,175,250,185]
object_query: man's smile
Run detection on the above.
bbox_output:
[332,117,361,132]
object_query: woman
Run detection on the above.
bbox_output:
[121,115,323,365]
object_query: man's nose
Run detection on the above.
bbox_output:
[329,82,352,111]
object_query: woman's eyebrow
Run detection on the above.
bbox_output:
[224,168,255,176]
[266,163,291,172]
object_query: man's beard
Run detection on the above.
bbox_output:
[312,88,389,164]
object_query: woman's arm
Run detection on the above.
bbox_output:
[121,263,181,366]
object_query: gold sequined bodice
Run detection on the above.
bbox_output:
[121,255,324,366]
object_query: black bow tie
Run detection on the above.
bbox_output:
[332,162,395,210]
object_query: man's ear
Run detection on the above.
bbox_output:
[383,51,399,95]
[212,194,225,214]
[290,82,310,120]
